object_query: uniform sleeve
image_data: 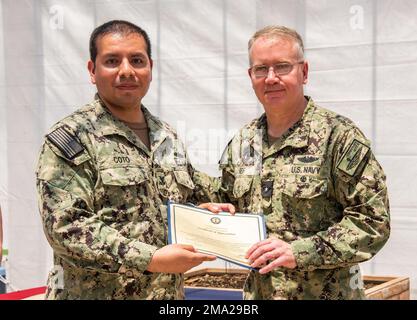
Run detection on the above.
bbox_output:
[218,141,254,208]
[291,127,390,271]
[190,169,223,204]
[36,140,157,275]
[217,141,238,205]
[219,167,239,205]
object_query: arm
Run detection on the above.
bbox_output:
[36,141,157,274]
[147,244,215,273]
[190,167,236,213]
[37,135,215,275]
[190,170,223,204]
[290,128,390,271]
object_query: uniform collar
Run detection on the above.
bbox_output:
[141,104,171,152]
[92,94,169,156]
[261,96,315,158]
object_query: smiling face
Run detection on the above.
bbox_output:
[248,36,308,112]
[87,32,153,112]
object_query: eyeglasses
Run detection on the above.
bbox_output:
[250,61,304,78]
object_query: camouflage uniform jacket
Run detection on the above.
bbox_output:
[36,97,208,300]
[219,97,390,299]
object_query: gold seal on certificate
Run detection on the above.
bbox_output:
[167,202,266,269]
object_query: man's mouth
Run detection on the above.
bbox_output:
[265,88,285,95]
[116,84,139,90]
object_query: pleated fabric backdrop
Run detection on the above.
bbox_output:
[0,0,416,298]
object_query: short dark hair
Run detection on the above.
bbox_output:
[89,20,152,63]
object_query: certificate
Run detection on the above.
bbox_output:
[167,202,266,269]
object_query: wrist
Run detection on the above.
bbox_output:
[291,237,322,271]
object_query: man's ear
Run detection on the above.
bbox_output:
[87,60,96,84]
[149,58,153,82]
[302,61,309,84]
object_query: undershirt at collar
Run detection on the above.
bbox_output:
[121,119,150,150]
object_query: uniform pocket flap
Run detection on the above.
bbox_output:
[100,166,148,186]
[173,170,195,189]
[233,175,253,198]
[282,176,327,199]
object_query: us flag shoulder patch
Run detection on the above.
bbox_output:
[46,127,84,159]
[337,139,370,176]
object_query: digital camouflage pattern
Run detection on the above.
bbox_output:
[219,97,390,300]
[36,96,214,300]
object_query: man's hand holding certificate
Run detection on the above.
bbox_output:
[167,202,266,269]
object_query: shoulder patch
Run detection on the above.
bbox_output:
[46,127,84,160]
[337,139,370,176]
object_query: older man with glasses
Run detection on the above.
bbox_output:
[217,26,390,299]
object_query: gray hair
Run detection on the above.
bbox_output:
[248,25,304,64]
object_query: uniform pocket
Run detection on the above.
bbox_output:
[100,166,148,186]
[280,176,329,233]
[233,175,253,198]
[173,170,195,189]
[282,176,327,199]
[98,166,150,224]
[155,168,195,202]
[231,175,255,213]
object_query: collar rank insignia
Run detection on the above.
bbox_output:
[47,127,84,160]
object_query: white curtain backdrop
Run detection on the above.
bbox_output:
[0,0,416,298]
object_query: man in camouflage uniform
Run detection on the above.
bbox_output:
[218,26,390,299]
[35,20,222,299]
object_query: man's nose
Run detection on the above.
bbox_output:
[265,67,279,84]
[119,59,135,78]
